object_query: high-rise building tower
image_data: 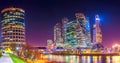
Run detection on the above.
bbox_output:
[64,13,91,49]
[47,39,53,47]
[1,7,26,48]
[85,17,91,47]
[62,18,68,43]
[75,13,87,48]
[93,15,102,44]
[54,23,63,47]
[65,21,78,48]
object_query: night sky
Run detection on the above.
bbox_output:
[0,0,120,47]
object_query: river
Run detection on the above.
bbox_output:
[45,54,120,63]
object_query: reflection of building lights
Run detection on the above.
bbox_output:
[112,56,120,62]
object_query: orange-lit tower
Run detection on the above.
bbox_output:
[1,7,26,48]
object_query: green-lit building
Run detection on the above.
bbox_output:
[65,21,78,48]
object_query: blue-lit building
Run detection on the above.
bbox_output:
[1,7,26,48]
[85,17,91,48]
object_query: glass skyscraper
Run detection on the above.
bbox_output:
[65,21,78,48]
[62,18,68,44]
[75,13,87,48]
[93,15,102,44]
[54,23,63,47]
[1,7,26,48]
[85,17,91,47]
[92,15,103,51]
[54,13,91,50]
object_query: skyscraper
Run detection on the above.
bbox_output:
[54,23,63,47]
[93,15,102,44]
[65,21,78,48]
[1,7,26,48]
[85,17,91,47]
[47,39,53,46]
[62,18,68,44]
[54,13,91,50]
[60,13,91,49]
[75,13,87,48]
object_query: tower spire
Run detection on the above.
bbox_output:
[93,14,102,44]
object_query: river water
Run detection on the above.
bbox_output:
[45,54,120,63]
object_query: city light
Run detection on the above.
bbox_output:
[112,44,120,48]
[1,7,26,48]
[0,1,120,63]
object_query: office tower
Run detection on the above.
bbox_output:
[63,13,91,49]
[54,23,63,47]
[92,15,104,51]
[62,18,68,43]
[75,13,87,48]
[85,17,91,47]
[47,39,53,50]
[54,13,91,49]
[47,39,53,47]
[65,21,78,48]
[93,15,102,44]
[1,7,26,48]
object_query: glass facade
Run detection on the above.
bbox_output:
[93,15,102,44]
[62,18,68,44]
[85,17,91,47]
[65,21,77,48]
[54,23,63,47]
[75,13,87,48]
[1,7,25,47]
[54,13,91,49]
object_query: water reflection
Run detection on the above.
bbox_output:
[45,55,120,63]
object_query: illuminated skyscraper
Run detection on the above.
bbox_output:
[62,18,68,43]
[75,13,87,48]
[63,13,91,49]
[47,39,53,46]
[54,13,91,49]
[54,23,63,47]
[85,17,91,47]
[65,21,77,48]
[1,7,26,48]
[93,15,102,44]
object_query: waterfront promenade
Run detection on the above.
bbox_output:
[0,54,13,63]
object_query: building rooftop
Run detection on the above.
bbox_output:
[1,7,25,13]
